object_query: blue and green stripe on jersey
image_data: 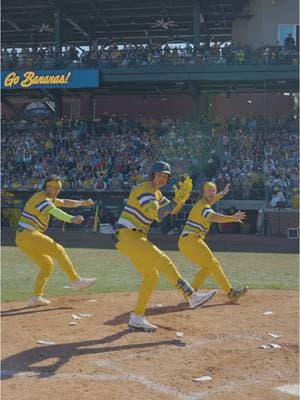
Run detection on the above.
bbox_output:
[117,192,169,233]
[17,221,35,231]
[35,199,53,212]
[19,211,47,231]
[137,193,156,206]
[181,219,208,236]
[137,193,169,207]
[117,204,152,232]
[202,207,214,218]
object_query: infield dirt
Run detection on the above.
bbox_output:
[1,289,299,400]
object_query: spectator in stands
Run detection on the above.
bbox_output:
[263,46,271,64]
[237,48,246,64]
[93,175,108,191]
[108,174,122,190]
[202,159,218,180]
[284,33,295,50]
[210,150,221,170]
[289,168,299,188]
[269,186,286,208]
[214,115,298,202]
[250,167,265,199]
[1,41,299,70]
[1,114,298,206]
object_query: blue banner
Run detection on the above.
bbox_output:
[1,69,99,90]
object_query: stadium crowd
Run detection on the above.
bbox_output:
[209,114,299,206]
[1,35,298,70]
[1,113,299,207]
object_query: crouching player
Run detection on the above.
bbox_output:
[115,161,217,332]
[15,175,97,306]
[178,182,248,303]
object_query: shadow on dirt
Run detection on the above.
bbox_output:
[1,329,184,379]
[104,301,232,326]
[1,306,74,318]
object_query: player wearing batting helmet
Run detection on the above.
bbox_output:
[178,181,248,302]
[15,175,97,306]
[115,161,217,332]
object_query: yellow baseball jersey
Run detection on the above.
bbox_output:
[181,198,215,239]
[116,181,169,234]
[17,191,64,232]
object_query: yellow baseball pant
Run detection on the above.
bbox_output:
[178,234,231,293]
[116,229,188,315]
[15,229,79,296]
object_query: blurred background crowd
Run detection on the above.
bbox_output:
[2,113,299,208]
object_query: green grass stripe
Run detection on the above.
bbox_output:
[1,247,298,302]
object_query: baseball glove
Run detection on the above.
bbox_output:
[173,175,193,204]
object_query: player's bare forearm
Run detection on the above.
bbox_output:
[210,183,230,205]
[210,213,233,223]
[210,192,223,206]
[59,199,94,208]
[57,199,80,208]
[210,210,246,224]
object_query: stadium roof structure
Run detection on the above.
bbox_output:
[2,0,250,47]
[2,0,298,98]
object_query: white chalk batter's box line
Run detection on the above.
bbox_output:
[2,362,298,400]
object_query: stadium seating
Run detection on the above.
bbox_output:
[1,42,298,71]
[1,114,298,205]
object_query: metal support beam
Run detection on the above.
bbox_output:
[87,0,113,33]
[66,18,90,39]
[41,88,55,101]
[192,84,200,121]
[193,0,201,50]
[220,0,227,29]
[204,93,213,121]
[6,18,21,31]
[54,7,62,58]
[43,102,55,117]
[54,92,62,121]
[88,95,96,120]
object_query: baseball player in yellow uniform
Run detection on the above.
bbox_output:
[15,175,97,306]
[115,161,217,332]
[178,181,248,302]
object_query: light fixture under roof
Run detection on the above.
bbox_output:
[150,19,178,30]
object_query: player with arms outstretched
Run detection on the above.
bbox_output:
[178,181,248,302]
[15,175,97,306]
[115,161,217,332]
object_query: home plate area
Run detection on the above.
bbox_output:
[1,290,299,400]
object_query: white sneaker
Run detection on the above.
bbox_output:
[128,312,158,332]
[28,296,51,307]
[70,277,97,290]
[188,290,217,309]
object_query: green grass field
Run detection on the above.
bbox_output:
[1,246,299,302]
